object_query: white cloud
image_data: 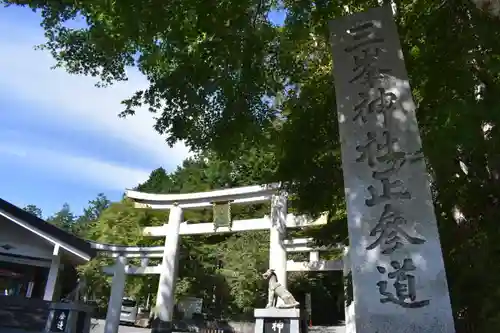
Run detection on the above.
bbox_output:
[0,18,191,168]
[0,143,150,191]
[0,15,192,190]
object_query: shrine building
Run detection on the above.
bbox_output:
[0,198,95,301]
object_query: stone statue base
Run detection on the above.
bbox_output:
[150,318,173,333]
[254,308,305,333]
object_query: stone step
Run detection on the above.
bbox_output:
[309,326,346,333]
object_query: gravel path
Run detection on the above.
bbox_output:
[89,319,346,333]
[90,319,150,333]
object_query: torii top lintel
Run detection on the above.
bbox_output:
[125,183,282,210]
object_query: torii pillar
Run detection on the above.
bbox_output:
[153,204,183,333]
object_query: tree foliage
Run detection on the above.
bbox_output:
[73,193,111,237]
[78,198,166,311]
[46,203,76,232]
[7,0,500,330]
[23,204,43,218]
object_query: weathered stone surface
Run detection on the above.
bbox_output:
[329,4,455,333]
[254,308,301,319]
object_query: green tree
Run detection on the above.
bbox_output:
[139,154,275,317]
[217,231,269,317]
[3,0,281,155]
[78,199,165,311]
[23,204,43,219]
[81,193,111,222]
[136,168,173,194]
[47,203,75,233]
[73,193,111,237]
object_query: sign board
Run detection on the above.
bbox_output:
[263,318,290,333]
[329,4,455,333]
[213,202,232,229]
[50,309,70,332]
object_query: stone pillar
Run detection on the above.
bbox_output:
[26,282,34,298]
[269,193,287,291]
[309,251,319,262]
[43,244,61,301]
[329,5,455,333]
[104,256,127,333]
[343,247,356,333]
[155,205,183,325]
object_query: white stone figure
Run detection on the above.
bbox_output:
[263,268,299,309]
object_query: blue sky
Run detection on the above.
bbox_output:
[0,6,285,218]
[0,7,191,217]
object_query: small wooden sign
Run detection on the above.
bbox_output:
[50,309,70,332]
[212,201,232,230]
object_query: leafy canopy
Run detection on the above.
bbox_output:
[4,0,285,155]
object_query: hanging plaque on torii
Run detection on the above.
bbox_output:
[212,201,233,231]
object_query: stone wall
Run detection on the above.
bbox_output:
[0,296,50,331]
[227,321,255,333]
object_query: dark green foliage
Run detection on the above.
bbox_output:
[46,203,75,233]
[23,204,43,218]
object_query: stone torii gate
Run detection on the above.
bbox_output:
[101,184,329,333]
[96,238,345,333]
